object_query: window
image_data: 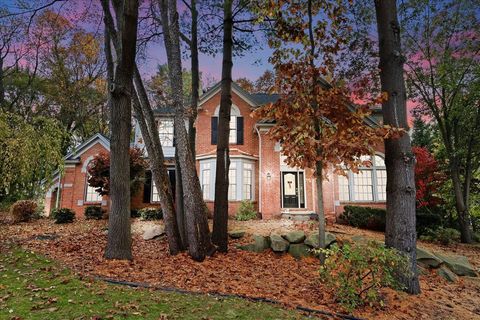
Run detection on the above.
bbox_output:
[228,162,237,200]
[152,181,160,202]
[85,175,102,203]
[339,154,386,202]
[243,163,252,200]
[229,116,237,144]
[158,118,174,147]
[202,163,211,200]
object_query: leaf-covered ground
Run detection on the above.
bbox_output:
[1,218,479,319]
[0,248,307,319]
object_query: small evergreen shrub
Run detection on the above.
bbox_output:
[139,207,162,221]
[473,232,480,243]
[84,206,104,220]
[236,200,257,221]
[419,227,461,245]
[340,206,386,231]
[10,200,38,223]
[318,241,410,311]
[416,211,443,235]
[51,208,75,224]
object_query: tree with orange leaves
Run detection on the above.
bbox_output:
[255,0,389,261]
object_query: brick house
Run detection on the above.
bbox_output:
[45,82,386,220]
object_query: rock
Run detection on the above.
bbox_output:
[435,253,477,277]
[283,231,306,244]
[416,247,443,268]
[304,232,336,248]
[142,225,165,240]
[270,234,289,252]
[437,266,458,282]
[236,244,256,252]
[228,230,246,239]
[253,234,271,253]
[351,235,367,243]
[288,243,311,259]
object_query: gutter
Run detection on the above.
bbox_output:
[254,124,262,215]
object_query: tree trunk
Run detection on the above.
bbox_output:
[189,0,199,157]
[0,57,4,107]
[374,0,420,294]
[212,0,233,253]
[315,161,326,263]
[450,164,473,243]
[105,0,140,260]
[175,149,187,246]
[159,0,215,261]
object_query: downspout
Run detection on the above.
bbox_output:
[254,125,262,215]
[55,171,62,210]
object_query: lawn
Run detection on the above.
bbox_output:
[0,248,306,320]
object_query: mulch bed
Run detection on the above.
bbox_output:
[1,219,480,319]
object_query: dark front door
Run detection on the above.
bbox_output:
[282,172,299,208]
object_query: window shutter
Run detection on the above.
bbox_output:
[211,116,218,145]
[237,116,244,145]
[143,171,152,203]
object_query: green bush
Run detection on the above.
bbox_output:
[339,206,386,231]
[10,200,38,223]
[419,227,461,245]
[318,241,410,312]
[473,232,480,243]
[236,200,257,221]
[51,208,75,224]
[84,206,104,220]
[139,207,162,221]
[416,211,443,235]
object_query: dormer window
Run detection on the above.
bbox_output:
[158,118,174,147]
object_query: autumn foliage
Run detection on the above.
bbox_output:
[87,148,147,196]
[413,147,445,208]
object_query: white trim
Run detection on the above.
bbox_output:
[64,134,110,161]
[81,155,95,173]
[199,82,258,107]
[196,154,258,161]
[254,126,262,213]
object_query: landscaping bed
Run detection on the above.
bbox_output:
[1,219,479,319]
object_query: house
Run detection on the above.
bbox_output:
[44,82,386,220]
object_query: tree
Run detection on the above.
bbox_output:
[411,112,433,150]
[158,0,214,261]
[87,148,147,196]
[374,0,420,294]
[235,77,254,92]
[103,0,140,261]
[257,0,387,263]
[254,70,275,93]
[400,0,480,243]
[0,111,65,204]
[413,147,445,208]
[102,0,183,255]
[211,0,233,252]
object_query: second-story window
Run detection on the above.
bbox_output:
[229,115,237,144]
[158,118,174,147]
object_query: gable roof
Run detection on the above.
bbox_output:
[64,133,110,164]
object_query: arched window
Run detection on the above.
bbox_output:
[85,174,102,203]
[213,104,243,144]
[338,154,386,202]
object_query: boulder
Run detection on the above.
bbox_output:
[416,247,443,268]
[228,230,246,239]
[236,244,256,252]
[288,243,311,259]
[350,235,367,243]
[304,232,336,248]
[437,266,458,283]
[283,231,306,244]
[142,225,165,240]
[253,234,271,253]
[270,234,289,252]
[435,253,477,277]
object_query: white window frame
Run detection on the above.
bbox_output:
[339,154,386,203]
[158,118,174,147]
[151,181,160,203]
[84,174,102,203]
[199,158,255,201]
[243,163,253,200]
[228,162,237,200]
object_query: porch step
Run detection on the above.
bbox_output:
[281,211,318,221]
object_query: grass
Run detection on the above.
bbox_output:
[0,248,306,320]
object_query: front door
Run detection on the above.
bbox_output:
[282,172,299,208]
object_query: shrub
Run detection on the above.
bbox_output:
[236,200,257,221]
[84,206,104,220]
[473,232,480,243]
[139,207,162,221]
[10,200,38,223]
[416,210,443,235]
[419,227,461,245]
[51,208,75,224]
[318,241,410,312]
[340,206,386,231]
